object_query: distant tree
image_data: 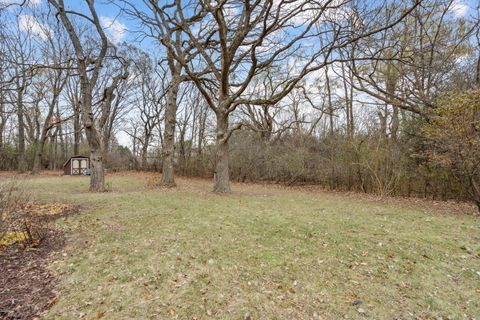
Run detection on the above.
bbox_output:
[128,49,167,169]
[4,15,37,172]
[123,2,197,186]
[351,0,477,117]
[141,0,420,192]
[423,90,480,212]
[30,14,70,175]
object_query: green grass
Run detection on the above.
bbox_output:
[23,174,480,319]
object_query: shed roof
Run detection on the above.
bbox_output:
[63,155,89,167]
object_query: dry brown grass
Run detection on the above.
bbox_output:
[10,172,480,319]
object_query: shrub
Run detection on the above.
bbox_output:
[423,90,480,212]
[0,177,46,248]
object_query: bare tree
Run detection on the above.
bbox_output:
[130,50,167,169]
[241,70,298,141]
[148,0,420,192]
[96,52,130,164]
[65,73,82,155]
[4,18,36,172]
[123,2,199,186]
[475,9,480,87]
[47,0,124,191]
[350,0,477,117]
[30,15,70,174]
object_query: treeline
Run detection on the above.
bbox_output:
[0,0,479,210]
[149,109,475,205]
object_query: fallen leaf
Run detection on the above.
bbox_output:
[96,310,105,319]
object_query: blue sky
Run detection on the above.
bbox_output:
[2,0,478,48]
[2,0,478,147]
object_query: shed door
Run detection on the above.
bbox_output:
[72,159,80,175]
[71,158,88,175]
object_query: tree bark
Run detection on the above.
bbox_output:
[86,132,105,191]
[391,105,399,142]
[213,110,230,193]
[141,134,150,169]
[325,67,334,136]
[82,83,106,192]
[341,62,354,137]
[160,77,180,186]
[0,97,5,149]
[197,108,207,155]
[17,89,27,173]
[476,28,480,87]
[89,148,105,192]
[378,106,388,139]
[48,132,55,170]
[73,101,81,155]
[476,49,480,88]
[58,118,66,163]
[32,136,47,175]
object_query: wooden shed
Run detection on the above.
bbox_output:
[63,156,90,176]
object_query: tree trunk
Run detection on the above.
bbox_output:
[213,111,230,193]
[82,84,105,192]
[32,137,47,175]
[89,148,105,192]
[0,99,5,149]
[73,102,81,155]
[141,135,150,170]
[391,105,399,142]
[17,90,27,173]
[48,133,54,170]
[470,177,480,214]
[53,133,58,170]
[378,106,388,139]
[160,77,180,186]
[197,110,206,155]
[58,120,66,163]
[0,121,3,149]
[178,124,187,174]
[33,91,61,174]
[476,41,480,87]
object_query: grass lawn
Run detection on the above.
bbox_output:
[24,173,480,319]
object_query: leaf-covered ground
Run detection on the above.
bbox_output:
[24,173,480,319]
[0,201,79,319]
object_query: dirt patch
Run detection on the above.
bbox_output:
[0,230,64,319]
[0,203,79,319]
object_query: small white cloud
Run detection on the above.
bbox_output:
[18,14,51,39]
[451,0,469,18]
[0,0,41,7]
[272,0,354,26]
[100,16,127,44]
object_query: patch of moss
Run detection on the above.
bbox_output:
[0,231,28,247]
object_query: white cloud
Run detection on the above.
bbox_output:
[18,14,51,39]
[100,16,127,44]
[451,0,469,18]
[272,0,354,26]
[0,0,41,7]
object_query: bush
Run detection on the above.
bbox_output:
[0,177,47,248]
[423,90,480,211]
[0,177,29,242]
[174,119,474,205]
